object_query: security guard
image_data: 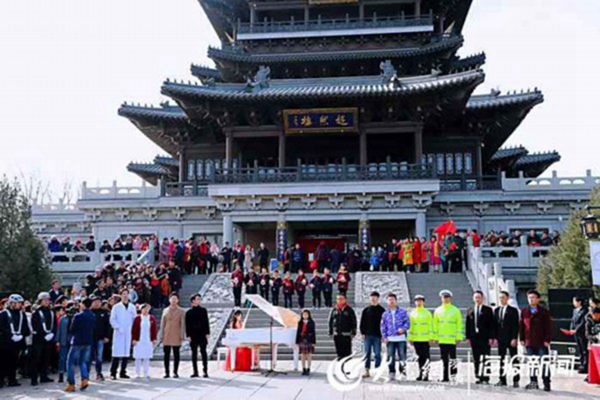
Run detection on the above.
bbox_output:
[30,292,57,386]
[0,294,31,387]
[408,294,433,381]
[433,290,463,382]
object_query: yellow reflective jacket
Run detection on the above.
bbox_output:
[433,303,464,344]
[408,306,433,342]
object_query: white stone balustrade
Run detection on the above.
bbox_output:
[479,245,549,272]
[466,246,518,308]
[31,203,79,214]
[81,180,161,200]
[50,250,150,275]
[502,170,599,192]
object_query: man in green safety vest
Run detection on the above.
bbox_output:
[408,294,433,381]
[433,289,464,382]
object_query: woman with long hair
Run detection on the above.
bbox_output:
[225,310,255,372]
[429,236,441,273]
[295,309,316,375]
[231,310,243,330]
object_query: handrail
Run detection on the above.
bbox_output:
[50,250,147,268]
[467,246,518,308]
[136,248,156,265]
[210,163,434,184]
[239,14,434,34]
[479,245,550,270]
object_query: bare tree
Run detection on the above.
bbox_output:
[18,169,79,206]
[19,169,52,205]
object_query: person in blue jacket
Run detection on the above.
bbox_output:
[380,293,410,379]
[64,298,96,393]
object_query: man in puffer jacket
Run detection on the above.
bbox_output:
[380,293,410,379]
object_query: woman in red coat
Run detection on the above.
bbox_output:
[335,264,351,297]
[132,304,158,379]
[412,237,422,272]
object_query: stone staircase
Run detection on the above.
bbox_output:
[406,272,495,361]
[151,274,209,321]
[153,273,228,361]
[179,274,210,307]
[218,274,355,361]
[406,272,473,310]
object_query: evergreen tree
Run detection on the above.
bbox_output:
[538,186,600,297]
[0,176,53,299]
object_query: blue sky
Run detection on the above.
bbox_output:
[0,0,598,200]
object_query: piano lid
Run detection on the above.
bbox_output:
[245,294,300,328]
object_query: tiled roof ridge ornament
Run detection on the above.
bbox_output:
[490,87,501,97]
[380,60,398,84]
[245,65,271,92]
[430,65,442,77]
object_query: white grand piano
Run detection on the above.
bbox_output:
[222,294,300,371]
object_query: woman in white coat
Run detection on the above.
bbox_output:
[109,289,137,380]
[132,304,157,379]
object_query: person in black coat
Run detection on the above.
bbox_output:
[270,270,282,306]
[465,290,495,384]
[295,309,316,376]
[245,268,259,294]
[49,280,63,304]
[257,243,270,269]
[0,294,31,387]
[309,270,323,309]
[258,267,271,301]
[291,244,305,273]
[570,296,589,374]
[493,290,520,387]
[30,292,57,386]
[185,294,211,378]
[167,262,183,294]
[359,291,385,377]
[328,294,357,360]
[322,268,335,307]
[90,296,111,380]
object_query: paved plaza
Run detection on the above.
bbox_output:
[4,360,599,400]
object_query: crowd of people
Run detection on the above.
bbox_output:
[324,289,599,392]
[230,264,351,309]
[0,285,211,393]
[482,229,561,248]
[21,230,577,393]
[44,228,560,278]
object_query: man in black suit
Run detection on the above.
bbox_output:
[494,290,520,387]
[185,294,211,378]
[465,290,495,384]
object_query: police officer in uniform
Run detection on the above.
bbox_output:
[408,294,433,381]
[0,294,31,387]
[30,292,57,386]
[433,290,463,382]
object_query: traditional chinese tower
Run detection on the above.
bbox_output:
[121,0,558,187]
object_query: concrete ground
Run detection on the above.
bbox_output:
[4,360,599,400]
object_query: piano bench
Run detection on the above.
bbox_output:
[216,347,228,370]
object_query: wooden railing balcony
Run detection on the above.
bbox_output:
[237,12,434,39]
[209,162,434,185]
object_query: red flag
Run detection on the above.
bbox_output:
[434,220,457,237]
